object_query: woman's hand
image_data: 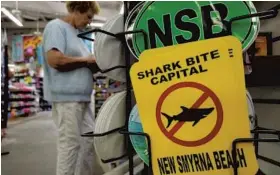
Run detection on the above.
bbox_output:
[87,62,101,74]
[82,55,100,73]
[85,56,96,64]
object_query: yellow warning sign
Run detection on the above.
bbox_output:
[130,36,259,175]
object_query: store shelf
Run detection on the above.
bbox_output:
[95,97,107,100]
[36,77,52,111]
[10,105,35,109]
[9,111,36,118]
[10,90,35,94]
[9,98,35,101]
[13,73,28,77]
[40,105,52,107]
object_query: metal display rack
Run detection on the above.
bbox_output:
[1,46,9,131]
[1,44,10,156]
[37,77,52,111]
[78,2,280,175]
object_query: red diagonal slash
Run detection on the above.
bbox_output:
[167,92,209,136]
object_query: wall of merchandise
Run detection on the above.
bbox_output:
[93,73,126,117]
[6,33,50,119]
[4,31,124,120]
[2,29,9,130]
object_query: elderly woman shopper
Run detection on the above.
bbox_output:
[42,2,100,175]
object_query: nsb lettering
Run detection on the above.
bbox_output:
[147,3,228,48]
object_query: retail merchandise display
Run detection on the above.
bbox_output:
[95,14,126,82]
[10,67,36,86]
[1,29,9,131]
[94,91,127,172]
[12,35,43,63]
[127,90,256,167]
[75,1,280,175]
[1,54,6,124]
[128,105,149,165]
[3,33,49,119]
[124,2,145,58]
[8,85,37,118]
[8,64,38,118]
[130,36,260,175]
[93,73,125,117]
[131,1,260,59]
[36,77,51,111]
[93,74,111,117]
[0,1,279,174]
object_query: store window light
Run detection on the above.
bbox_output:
[1,8,23,27]
[90,22,104,28]
[8,64,15,72]
[120,4,124,15]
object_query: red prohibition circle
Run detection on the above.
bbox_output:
[156,82,223,147]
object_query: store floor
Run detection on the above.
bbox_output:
[2,112,57,175]
[2,105,280,175]
[1,111,103,175]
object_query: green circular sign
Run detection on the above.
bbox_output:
[132,1,259,58]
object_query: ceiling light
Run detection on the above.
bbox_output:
[1,8,23,27]
[120,4,124,14]
[34,31,42,36]
[8,64,15,67]
[90,22,104,28]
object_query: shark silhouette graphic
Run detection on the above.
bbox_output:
[161,106,214,128]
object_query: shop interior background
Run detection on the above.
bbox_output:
[1,1,280,175]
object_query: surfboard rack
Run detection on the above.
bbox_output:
[119,129,154,175]
[232,128,280,175]
[78,2,150,171]
[81,127,129,164]
[78,2,280,175]
[226,8,278,36]
[77,28,148,74]
[249,111,280,172]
